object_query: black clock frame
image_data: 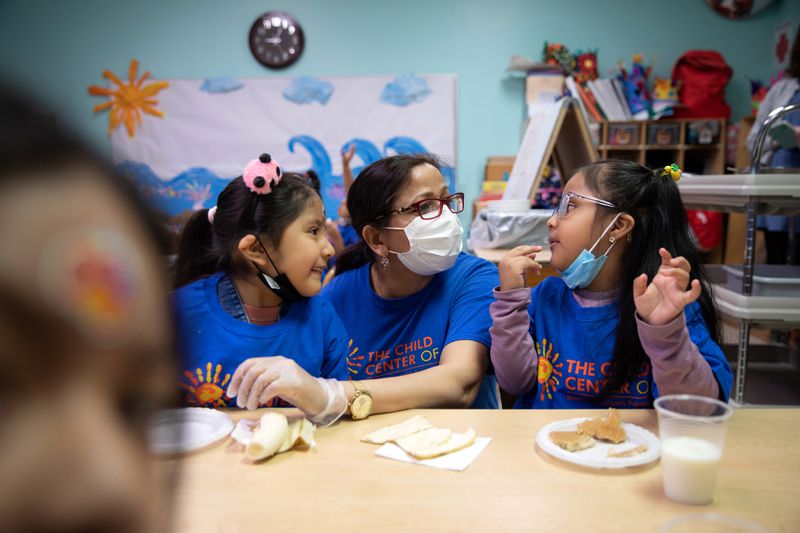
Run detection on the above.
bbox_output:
[248,11,305,69]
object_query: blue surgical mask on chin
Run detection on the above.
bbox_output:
[558,214,622,289]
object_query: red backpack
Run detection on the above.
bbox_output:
[687,209,724,253]
[671,51,733,119]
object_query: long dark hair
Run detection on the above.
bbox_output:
[787,25,800,79]
[335,153,443,275]
[173,172,317,288]
[579,159,720,398]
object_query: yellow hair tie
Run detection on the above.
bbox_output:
[660,163,681,182]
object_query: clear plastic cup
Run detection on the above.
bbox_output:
[654,394,734,505]
[661,513,770,533]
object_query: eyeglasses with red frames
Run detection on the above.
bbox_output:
[387,192,465,220]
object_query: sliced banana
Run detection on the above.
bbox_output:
[278,417,317,453]
[246,412,289,461]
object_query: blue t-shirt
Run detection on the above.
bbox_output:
[514,277,733,409]
[173,272,349,408]
[321,253,501,408]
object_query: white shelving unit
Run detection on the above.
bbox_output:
[679,171,800,403]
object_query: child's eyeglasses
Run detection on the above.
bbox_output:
[387,192,465,220]
[553,192,618,219]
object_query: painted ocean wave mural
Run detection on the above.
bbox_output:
[119,136,455,224]
[380,75,432,106]
[282,76,334,105]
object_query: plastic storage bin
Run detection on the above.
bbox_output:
[721,264,800,297]
[608,123,639,146]
[647,123,679,145]
[468,208,551,250]
[686,120,720,145]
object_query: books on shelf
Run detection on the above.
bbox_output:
[587,79,622,121]
[611,79,634,120]
[565,76,603,123]
[570,78,636,122]
[566,75,638,123]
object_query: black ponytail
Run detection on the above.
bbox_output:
[173,209,217,288]
[335,153,443,276]
[579,159,720,398]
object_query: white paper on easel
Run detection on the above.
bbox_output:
[502,100,563,200]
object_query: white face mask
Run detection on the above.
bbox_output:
[385,208,464,275]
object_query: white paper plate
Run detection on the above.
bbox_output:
[536,417,661,469]
[148,408,234,455]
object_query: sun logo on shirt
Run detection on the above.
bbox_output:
[180,362,231,407]
[345,339,363,376]
[536,338,563,401]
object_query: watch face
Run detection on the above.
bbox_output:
[249,11,304,69]
[351,394,373,419]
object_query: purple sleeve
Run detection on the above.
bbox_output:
[635,313,720,399]
[489,287,538,396]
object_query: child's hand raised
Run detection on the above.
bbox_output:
[498,245,542,291]
[326,219,344,254]
[633,248,702,326]
[341,144,355,166]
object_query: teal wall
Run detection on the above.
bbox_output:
[1,0,798,212]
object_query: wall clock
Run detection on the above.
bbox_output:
[249,11,304,69]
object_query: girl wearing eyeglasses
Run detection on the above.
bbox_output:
[319,154,501,415]
[490,159,732,409]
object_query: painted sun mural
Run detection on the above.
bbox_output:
[88,59,169,138]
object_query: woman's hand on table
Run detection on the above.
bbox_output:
[226,356,328,414]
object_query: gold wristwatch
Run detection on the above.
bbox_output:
[348,381,373,420]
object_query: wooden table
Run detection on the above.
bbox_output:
[169,408,799,532]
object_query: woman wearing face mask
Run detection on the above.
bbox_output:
[319,154,501,416]
[233,154,498,420]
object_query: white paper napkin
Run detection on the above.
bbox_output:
[374,437,491,471]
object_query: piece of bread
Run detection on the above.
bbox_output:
[396,428,477,459]
[577,408,627,444]
[395,427,452,453]
[549,430,595,452]
[361,415,433,444]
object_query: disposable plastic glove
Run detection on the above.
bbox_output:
[226,356,346,426]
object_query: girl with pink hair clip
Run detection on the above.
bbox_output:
[172,153,350,425]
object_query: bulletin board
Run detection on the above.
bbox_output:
[110,74,457,226]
